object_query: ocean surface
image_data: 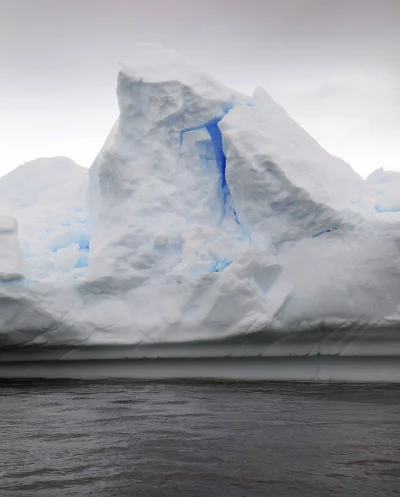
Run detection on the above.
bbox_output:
[0,380,400,497]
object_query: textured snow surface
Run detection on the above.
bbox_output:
[367,167,400,213]
[0,157,89,282]
[0,216,24,281]
[0,43,400,357]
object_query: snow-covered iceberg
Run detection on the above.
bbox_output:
[1,43,400,381]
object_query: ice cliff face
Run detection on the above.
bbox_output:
[1,43,400,348]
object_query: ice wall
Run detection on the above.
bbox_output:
[84,43,400,339]
[0,43,399,354]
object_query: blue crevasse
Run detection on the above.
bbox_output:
[312,227,339,238]
[180,110,240,226]
[178,108,249,275]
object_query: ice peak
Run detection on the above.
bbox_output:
[119,43,204,86]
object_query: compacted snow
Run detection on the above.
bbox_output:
[0,43,399,380]
[0,157,89,282]
[0,216,24,281]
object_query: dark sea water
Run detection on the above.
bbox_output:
[0,381,400,497]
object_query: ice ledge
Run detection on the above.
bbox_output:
[1,324,400,382]
[119,43,207,86]
[1,357,400,383]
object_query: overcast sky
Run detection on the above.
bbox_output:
[1,0,399,177]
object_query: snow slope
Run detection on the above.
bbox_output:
[0,157,89,282]
[0,44,399,368]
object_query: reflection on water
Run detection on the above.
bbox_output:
[1,380,400,496]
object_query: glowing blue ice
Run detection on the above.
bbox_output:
[180,112,240,226]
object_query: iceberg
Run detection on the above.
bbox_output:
[1,43,400,381]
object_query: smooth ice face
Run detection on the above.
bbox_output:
[0,43,400,353]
